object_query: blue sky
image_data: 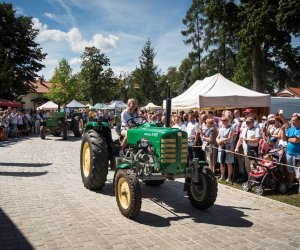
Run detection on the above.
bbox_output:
[10,0,192,80]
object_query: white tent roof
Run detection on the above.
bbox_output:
[164,73,270,110]
[37,101,58,110]
[144,102,162,110]
[67,99,86,108]
[109,100,127,109]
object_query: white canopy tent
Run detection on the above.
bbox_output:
[67,99,86,108]
[37,101,58,110]
[109,100,127,109]
[164,73,270,110]
[144,102,162,110]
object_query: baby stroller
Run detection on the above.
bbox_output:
[242,146,288,195]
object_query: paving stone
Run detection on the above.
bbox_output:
[0,134,299,249]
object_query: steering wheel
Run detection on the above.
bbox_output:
[126,116,147,128]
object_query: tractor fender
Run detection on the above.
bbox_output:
[112,163,132,194]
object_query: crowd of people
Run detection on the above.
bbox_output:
[120,98,300,189]
[1,100,299,190]
[0,107,46,140]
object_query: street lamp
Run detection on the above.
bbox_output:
[119,71,130,102]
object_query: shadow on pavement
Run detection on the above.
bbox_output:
[0,162,52,167]
[96,178,253,228]
[0,208,33,249]
[54,136,82,142]
[0,171,48,177]
[0,135,36,147]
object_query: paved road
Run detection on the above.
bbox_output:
[0,133,299,250]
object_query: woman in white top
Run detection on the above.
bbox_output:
[120,98,139,154]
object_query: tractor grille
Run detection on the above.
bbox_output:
[160,135,188,164]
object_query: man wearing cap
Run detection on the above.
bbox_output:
[241,108,259,131]
[235,117,261,175]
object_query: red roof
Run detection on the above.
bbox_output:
[0,98,23,108]
[30,78,53,93]
[289,87,300,97]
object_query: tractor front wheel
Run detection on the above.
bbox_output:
[187,167,217,209]
[115,169,141,219]
[80,130,109,190]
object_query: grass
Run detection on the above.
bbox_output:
[218,179,300,208]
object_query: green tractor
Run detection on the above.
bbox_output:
[40,111,84,140]
[80,118,218,219]
[40,111,68,140]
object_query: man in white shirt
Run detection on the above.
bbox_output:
[186,111,200,162]
[235,117,261,174]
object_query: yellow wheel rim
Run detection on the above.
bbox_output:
[117,177,131,209]
[82,142,91,177]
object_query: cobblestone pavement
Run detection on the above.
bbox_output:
[0,133,300,250]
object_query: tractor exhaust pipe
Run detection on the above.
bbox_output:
[166,85,171,127]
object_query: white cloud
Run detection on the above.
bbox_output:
[33,18,119,52]
[69,57,82,65]
[44,12,57,20]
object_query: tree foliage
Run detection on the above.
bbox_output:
[0,2,46,99]
[135,39,161,105]
[182,0,300,93]
[80,46,116,104]
[47,58,74,104]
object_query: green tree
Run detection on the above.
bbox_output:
[202,0,239,78]
[0,3,46,99]
[234,0,300,92]
[135,39,161,105]
[80,46,116,104]
[47,58,74,104]
[182,0,206,79]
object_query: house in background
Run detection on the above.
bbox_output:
[276,85,300,98]
[21,77,52,110]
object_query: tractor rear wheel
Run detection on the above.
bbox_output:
[115,169,141,219]
[187,167,217,209]
[80,130,109,190]
[143,180,165,186]
[73,118,84,137]
[40,126,46,139]
[62,123,68,140]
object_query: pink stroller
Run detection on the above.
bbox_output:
[242,147,288,195]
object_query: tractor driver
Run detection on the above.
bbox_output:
[119,98,140,156]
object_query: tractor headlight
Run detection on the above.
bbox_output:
[139,138,149,149]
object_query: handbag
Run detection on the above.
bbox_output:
[201,141,212,153]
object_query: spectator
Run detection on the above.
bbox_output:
[172,115,186,131]
[281,113,300,189]
[235,117,261,175]
[186,110,201,162]
[241,108,259,130]
[216,117,235,182]
[201,118,217,172]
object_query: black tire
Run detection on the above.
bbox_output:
[187,167,218,209]
[51,130,61,137]
[40,126,46,139]
[62,123,68,140]
[254,185,264,196]
[143,180,165,186]
[242,182,252,192]
[80,130,109,190]
[115,169,141,219]
[73,118,83,137]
